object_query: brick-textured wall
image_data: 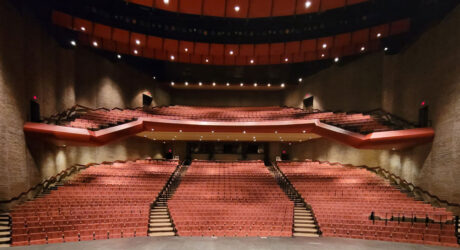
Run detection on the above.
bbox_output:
[289,5,460,203]
[0,1,169,200]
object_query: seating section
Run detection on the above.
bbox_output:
[65,106,390,134]
[278,161,458,247]
[168,161,293,237]
[10,159,177,246]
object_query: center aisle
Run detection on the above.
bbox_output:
[168,160,293,237]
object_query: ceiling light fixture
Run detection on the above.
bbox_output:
[281,83,285,88]
[234,5,240,12]
[133,50,138,55]
[199,82,203,86]
[334,57,339,62]
[185,82,189,86]
[322,43,327,49]
[80,27,86,31]
[205,58,209,63]
[250,59,254,64]
[70,40,77,46]
[184,48,188,52]
[240,83,244,87]
[226,83,230,86]
[170,55,175,60]
[171,81,175,86]
[92,41,98,47]
[163,0,169,4]
[377,33,382,38]
[117,54,122,59]
[267,83,271,87]
[305,1,312,8]
[284,58,289,62]
[212,82,216,86]
[361,46,366,52]
[135,39,141,45]
[229,50,234,55]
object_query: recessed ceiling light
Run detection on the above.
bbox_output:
[163,0,169,4]
[92,41,98,47]
[135,39,141,45]
[384,47,389,51]
[240,83,244,87]
[243,131,246,134]
[281,83,285,88]
[171,81,175,86]
[254,83,258,87]
[179,130,183,133]
[185,82,189,86]
[298,78,303,82]
[234,5,240,12]
[303,130,306,133]
[226,83,230,86]
[184,48,188,52]
[377,33,382,38]
[205,58,209,63]
[321,54,325,58]
[199,82,203,86]
[152,76,156,79]
[170,55,175,60]
[250,59,254,64]
[211,130,215,133]
[267,83,271,87]
[133,49,138,54]
[275,131,278,134]
[229,50,234,55]
[322,43,327,49]
[117,54,122,59]
[80,27,86,31]
[305,1,312,8]
[70,40,77,46]
[212,82,216,86]
[284,58,289,62]
[361,46,366,52]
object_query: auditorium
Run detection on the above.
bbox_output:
[0,0,459,249]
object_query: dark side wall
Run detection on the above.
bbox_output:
[287,5,460,204]
[0,1,169,201]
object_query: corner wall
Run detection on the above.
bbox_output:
[288,5,460,203]
[0,1,170,200]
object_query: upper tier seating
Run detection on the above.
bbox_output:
[168,161,293,237]
[278,161,458,247]
[10,159,177,246]
[64,106,390,134]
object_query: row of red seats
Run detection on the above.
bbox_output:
[278,161,458,247]
[61,105,390,134]
[10,159,178,246]
[169,160,293,237]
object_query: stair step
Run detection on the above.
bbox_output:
[149,227,174,232]
[150,212,168,216]
[0,226,9,231]
[294,216,313,220]
[294,211,312,215]
[0,222,8,226]
[0,238,10,243]
[294,227,318,233]
[149,232,175,237]
[150,215,169,219]
[293,232,320,237]
[295,219,315,224]
[149,222,172,227]
[150,219,171,223]
[0,244,10,248]
[152,208,168,211]
[294,223,317,228]
[0,232,10,237]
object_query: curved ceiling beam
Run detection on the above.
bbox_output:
[126,0,368,19]
[23,118,434,150]
[53,11,410,66]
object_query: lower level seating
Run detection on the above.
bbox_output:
[278,161,458,247]
[168,161,293,237]
[10,159,177,246]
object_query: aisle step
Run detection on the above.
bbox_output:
[293,232,320,237]
[0,231,10,237]
[149,222,172,227]
[149,227,174,232]
[294,223,316,228]
[150,219,171,223]
[294,227,318,233]
[148,232,175,237]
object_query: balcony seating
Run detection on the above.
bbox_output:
[10,159,177,246]
[278,161,458,247]
[168,161,293,237]
[63,106,390,134]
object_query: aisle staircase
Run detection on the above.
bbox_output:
[148,163,189,237]
[0,213,11,247]
[267,163,321,238]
